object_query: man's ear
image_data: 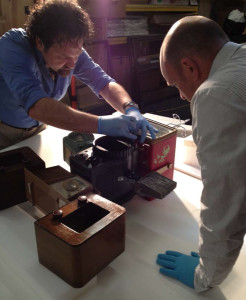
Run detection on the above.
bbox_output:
[180,57,200,81]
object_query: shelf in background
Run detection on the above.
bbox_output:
[108,37,128,45]
[126,4,198,13]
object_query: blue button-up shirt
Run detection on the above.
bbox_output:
[0,28,114,128]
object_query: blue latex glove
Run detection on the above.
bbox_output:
[156,251,199,288]
[98,114,138,140]
[125,107,158,143]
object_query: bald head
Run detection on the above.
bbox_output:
[160,16,229,72]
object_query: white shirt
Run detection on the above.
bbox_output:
[191,41,246,292]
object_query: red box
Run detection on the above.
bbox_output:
[138,119,177,180]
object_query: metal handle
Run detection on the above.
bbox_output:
[156,163,173,174]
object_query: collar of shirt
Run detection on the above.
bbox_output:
[209,41,242,78]
[32,46,71,99]
[190,42,242,113]
[29,41,46,68]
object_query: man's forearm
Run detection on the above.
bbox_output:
[194,166,246,292]
[99,82,132,114]
[29,97,99,133]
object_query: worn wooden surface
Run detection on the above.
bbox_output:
[35,193,126,288]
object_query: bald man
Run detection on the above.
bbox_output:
[156,16,246,292]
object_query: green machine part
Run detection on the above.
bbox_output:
[63,132,94,165]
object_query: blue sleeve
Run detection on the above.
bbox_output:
[0,35,47,112]
[73,48,115,98]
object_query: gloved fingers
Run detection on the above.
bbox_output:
[191,251,199,258]
[125,126,137,140]
[157,253,176,262]
[156,258,176,269]
[165,250,182,257]
[135,119,141,131]
[159,267,177,279]
[139,125,147,143]
[125,116,137,134]
[136,121,157,143]
[147,124,157,140]
[127,122,137,134]
[132,119,141,136]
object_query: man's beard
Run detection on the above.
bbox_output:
[57,68,71,77]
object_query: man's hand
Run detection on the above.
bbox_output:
[125,107,158,143]
[98,114,138,140]
[156,251,199,288]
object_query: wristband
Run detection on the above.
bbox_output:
[123,101,139,111]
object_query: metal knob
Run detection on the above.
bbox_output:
[78,195,87,205]
[52,209,63,220]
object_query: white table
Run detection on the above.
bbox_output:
[0,122,245,300]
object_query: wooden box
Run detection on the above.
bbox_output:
[35,193,125,288]
[0,147,45,210]
[25,166,93,214]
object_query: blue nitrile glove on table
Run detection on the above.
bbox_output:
[98,114,138,140]
[125,107,158,143]
[156,251,199,288]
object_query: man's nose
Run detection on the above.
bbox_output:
[66,58,76,69]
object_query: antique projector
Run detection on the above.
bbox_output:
[68,119,177,203]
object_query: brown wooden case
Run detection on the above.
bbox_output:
[0,147,45,210]
[35,193,125,288]
[25,166,93,214]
